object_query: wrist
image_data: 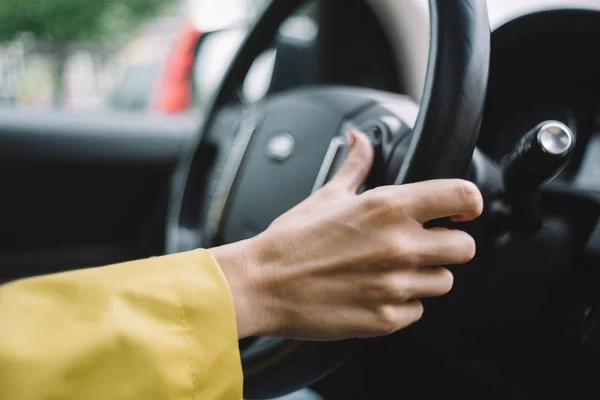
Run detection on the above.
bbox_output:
[209,238,276,339]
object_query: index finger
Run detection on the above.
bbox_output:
[391,179,483,223]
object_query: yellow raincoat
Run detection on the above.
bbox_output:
[0,249,243,400]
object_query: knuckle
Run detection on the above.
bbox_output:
[374,305,402,336]
[373,301,424,336]
[373,276,408,302]
[404,248,422,267]
[388,240,421,266]
[384,238,402,257]
[371,278,392,299]
[361,192,384,212]
[454,180,483,216]
[362,189,394,213]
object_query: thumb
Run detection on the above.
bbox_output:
[327,131,374,193]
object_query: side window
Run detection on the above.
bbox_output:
[0,0,268,114]
[0,2,181,112]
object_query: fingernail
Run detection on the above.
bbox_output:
[346,131,356,147]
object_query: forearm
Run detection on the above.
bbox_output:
[0,250,242,400]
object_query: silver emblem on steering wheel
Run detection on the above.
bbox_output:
[266,132,295,162]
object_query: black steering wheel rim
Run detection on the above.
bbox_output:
[167,1,490,398]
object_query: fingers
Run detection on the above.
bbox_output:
[409,227,477,266]
[327,131,374,193]
[374,227,475,268]
[411,267,455,298]
[368,267,454,303]
[357,266,454,338]
[358,300,424,338]
[373,179,483,223]
[406,179,484,223]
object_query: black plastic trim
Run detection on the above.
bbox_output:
[0,109,197,164]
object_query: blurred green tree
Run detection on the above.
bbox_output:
[0,0,170,105]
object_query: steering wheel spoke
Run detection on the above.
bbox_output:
[167,102,261,253]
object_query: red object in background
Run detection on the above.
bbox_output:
[152,24,202,113]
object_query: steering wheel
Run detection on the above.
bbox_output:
[167,0,490,398]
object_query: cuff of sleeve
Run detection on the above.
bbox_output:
[160,249,243,400]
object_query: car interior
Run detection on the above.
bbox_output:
[1,0,600,399]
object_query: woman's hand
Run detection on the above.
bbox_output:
[210,131,483,340]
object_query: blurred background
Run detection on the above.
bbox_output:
[0,0,271,114]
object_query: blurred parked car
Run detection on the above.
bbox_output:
[107,1,318,115]
[106,0,253,114]
[152,23,203,113]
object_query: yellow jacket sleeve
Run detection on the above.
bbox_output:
[0,249,243,400]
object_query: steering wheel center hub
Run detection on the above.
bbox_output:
[219,88,421,245]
